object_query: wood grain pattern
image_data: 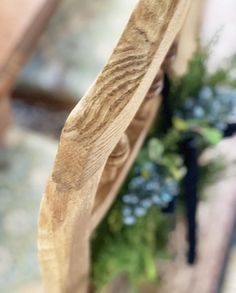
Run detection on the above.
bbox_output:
[38,1,191,292]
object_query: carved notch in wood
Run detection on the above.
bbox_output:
[162,41,178,72]
[133,69,164,125]
[101,133,130,183]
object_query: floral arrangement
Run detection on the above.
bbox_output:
[91,47,236,291]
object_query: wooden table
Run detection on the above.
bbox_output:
[0,0,59,142]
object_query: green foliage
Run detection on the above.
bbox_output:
[198,127,222,145]
[208,54,236,88]
[172,117,222,148]
[172,117,189,131]
[91,204,171,291]
[169,48,207,110]
[91,44,236,292]
[148,138,164,163]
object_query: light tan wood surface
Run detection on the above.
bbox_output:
[38,1,191,292]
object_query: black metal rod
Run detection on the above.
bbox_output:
[181,137,198,264]
[161,74,199,264]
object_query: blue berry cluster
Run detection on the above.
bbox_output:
[121,162,179,226]
[175,86,236,130]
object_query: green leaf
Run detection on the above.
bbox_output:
[173,117,189,131]
[148,138,164,163]
[170,165,186,181]
[199,127,222,145]
[161,155,186,181]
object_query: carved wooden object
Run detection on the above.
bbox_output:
[38,0,191,292]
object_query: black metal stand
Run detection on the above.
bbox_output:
[161,74,176,215]
[180,137,198,264]
[161,74,198,264]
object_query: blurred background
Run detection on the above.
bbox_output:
[0,0,236,292]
